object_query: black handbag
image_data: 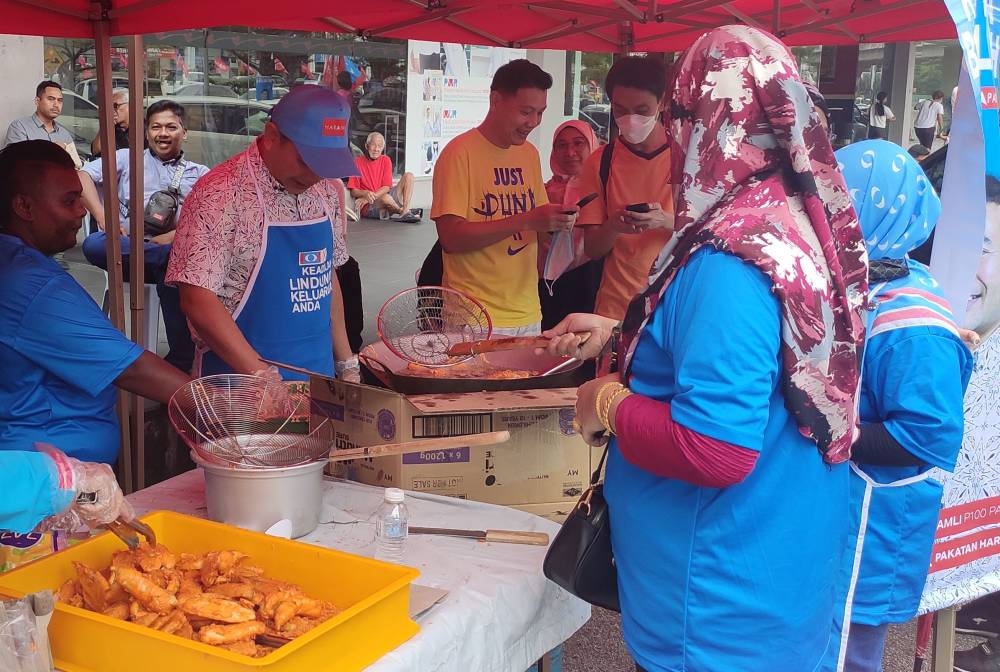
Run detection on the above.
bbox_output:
[142,159,186,237]
[542,444,619,612]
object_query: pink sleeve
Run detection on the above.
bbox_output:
[613,394,758,488]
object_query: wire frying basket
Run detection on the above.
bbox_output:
[168,374,331,469]
[377,286,492,367]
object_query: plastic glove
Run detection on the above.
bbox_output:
[251,365,294,419]
[335,355,362,384]
[34,443,133,532]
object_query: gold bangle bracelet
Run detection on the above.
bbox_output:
[605,388,632,435]
[594,382,618,432]
[597,382,624,433]
[603,386,625,431]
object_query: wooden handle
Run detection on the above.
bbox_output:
[328,430,511,463]
[447,331,591,357]
[482,530,550,546]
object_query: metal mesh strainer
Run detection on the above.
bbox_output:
[377,286,492,366]
[168,374,331,468]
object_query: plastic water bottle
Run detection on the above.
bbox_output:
[375,488,408,563]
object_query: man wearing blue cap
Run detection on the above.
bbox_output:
[166,86,361,383]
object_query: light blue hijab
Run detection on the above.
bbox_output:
[836,139,940,261]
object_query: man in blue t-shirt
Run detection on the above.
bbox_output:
[0,140,190,464]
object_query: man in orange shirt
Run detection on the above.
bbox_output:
[579,56,674,320]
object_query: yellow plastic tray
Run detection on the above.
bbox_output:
[0,511,419,671]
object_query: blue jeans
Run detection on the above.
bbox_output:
[844,622,889,672]
[82,231,194,373]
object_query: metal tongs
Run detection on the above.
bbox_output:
[103,517,157,550]
[76,492,157,549]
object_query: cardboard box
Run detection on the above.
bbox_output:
[309,377,593,508]
[511,447,609,523]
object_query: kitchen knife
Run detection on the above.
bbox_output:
[409,527,550,546]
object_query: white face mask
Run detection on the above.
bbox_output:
[616,113,659,145]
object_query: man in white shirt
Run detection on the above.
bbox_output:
[913,90,945,149]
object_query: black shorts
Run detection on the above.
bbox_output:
[914,126,935,148]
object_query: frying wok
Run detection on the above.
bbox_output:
[359,341,586,394]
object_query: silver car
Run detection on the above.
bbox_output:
[59,93,271,168]
[58,91,101,145]
[156,96,272,167]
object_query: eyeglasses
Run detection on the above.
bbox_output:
[112,102,125,110]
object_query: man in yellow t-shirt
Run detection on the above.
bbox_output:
[579,56,675,321]
[432,59,577,335]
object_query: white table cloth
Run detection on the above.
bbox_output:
[127,470,591,672]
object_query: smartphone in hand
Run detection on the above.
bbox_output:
[625,203,651,213]
[563,192,599,215]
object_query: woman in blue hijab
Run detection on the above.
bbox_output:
[831,139,973,671]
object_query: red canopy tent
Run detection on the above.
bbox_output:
[0,0,957,490]
[5,0,956,49]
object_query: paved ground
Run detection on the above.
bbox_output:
[66,217,975,672]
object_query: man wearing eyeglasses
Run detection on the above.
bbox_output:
[90,89,132,159]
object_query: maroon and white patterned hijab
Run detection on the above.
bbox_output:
[621,25,868,464]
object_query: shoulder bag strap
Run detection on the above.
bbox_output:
[589,444,610,486]
[169,158,186,193]
[599,140,614,197]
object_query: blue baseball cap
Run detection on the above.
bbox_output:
[270,85,359,178]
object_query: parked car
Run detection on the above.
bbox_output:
[57,91,101,145]
[147,95,271,167]
[172,83,238,98]
[826,100,869,148]
[578,103,610,142]
[75,78,163,102]
[358,86,404,111]
[239,87,287,104]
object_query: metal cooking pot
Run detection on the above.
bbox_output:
[359,341,586,394]
[190,450,324,538]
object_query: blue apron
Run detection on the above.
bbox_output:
[199,156,336,381]
[830,278,958,671]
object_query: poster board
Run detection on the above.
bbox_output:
[405,41,525,177]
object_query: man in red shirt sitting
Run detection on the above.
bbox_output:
[348,132,420,223]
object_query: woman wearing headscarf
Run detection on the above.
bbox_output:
[831,140,972,672]
[538,120,604,329]
[542,25,868,670]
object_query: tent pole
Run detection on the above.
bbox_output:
[127,34,146,491]
[773,0,780,34]
[92,0,134,493]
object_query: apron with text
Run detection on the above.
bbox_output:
[199,157,335,381]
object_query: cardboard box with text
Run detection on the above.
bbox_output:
[309,377,592,508]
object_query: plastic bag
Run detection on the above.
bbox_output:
[0,592,53,672]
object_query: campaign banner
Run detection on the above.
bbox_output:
[919,0,1000,614]
[405,41,525,177]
